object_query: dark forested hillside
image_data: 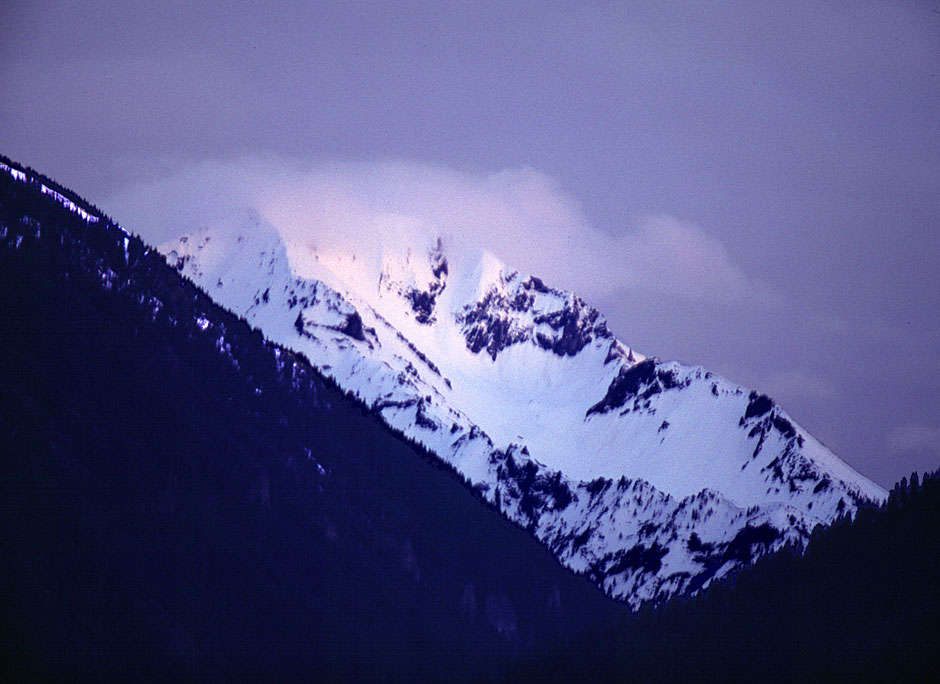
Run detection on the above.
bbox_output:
[0,162,622,682]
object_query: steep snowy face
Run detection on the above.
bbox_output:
[162,221,885,608]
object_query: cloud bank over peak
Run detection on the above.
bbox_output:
[106,157,778,309]
[614,215,779,305]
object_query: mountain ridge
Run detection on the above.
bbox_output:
[158,192,884,607]
[0,156,887,608]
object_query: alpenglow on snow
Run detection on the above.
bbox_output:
[163,215,885,608]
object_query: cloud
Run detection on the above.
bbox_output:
[106,157,777,307]
[886,424,940,456]
[611,215,780,305]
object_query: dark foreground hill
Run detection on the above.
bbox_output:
[0,162,623,683]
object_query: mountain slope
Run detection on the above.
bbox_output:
[521,472,940,683]
[0,158,623,682]
[160,204,885,607]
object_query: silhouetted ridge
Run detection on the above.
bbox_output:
[0,158,622,683]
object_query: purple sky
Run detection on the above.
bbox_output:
[2,1,938,488]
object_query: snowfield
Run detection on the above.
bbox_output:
[161,212,885,608]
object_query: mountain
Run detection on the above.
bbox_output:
[3,156,932,682]
[0,157,624,681]
[160,202,885,607]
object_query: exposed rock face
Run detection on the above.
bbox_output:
[458,273,613,360]
[587,359,687,417]
[383,238,449,325]
[292,282,369,343]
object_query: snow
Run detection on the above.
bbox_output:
[159,217,887,607]
[1,163,27,183]
[2,162,100,224]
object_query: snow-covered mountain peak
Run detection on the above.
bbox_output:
[161,220,886,608]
